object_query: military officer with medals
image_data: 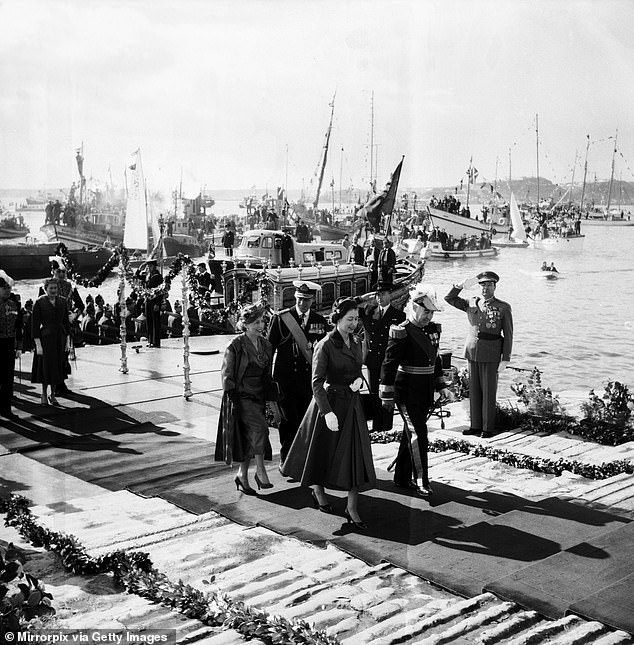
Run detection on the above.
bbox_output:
[380,283,452,496]
[0,270,22,421]
[445,271,513,439]
[360,279,405,432]
[268,280,328,464]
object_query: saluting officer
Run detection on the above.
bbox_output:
[380,283,452,496]
[360,279,405,432]
[0,270,23,421]
[268,280,328,464]
[445,271,513,438]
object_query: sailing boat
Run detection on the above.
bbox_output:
[491,192,528,248]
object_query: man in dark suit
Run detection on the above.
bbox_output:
[445,271,513,438]
[136,260,164,347]
[361,280,405,432]
[268,280,328,464]
[348,234,365,266]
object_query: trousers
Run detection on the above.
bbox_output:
[468,359,499,432]
[394,401,430,487]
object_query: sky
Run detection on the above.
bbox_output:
[1,0,633,198]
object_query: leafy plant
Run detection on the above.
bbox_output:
[0,542,55,639]
[581,381,634,428]
[510,367,566,417]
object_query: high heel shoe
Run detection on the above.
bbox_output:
[234,476,256,495]
[48,395,59,406]
[310,489,334,514]
[344,508,367,531]
[254,473,274,490]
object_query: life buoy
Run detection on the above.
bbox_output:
[443,252,449,259]
[498,217,507,226]
[491,228,498,236]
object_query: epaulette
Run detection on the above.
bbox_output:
[389,321,408,339]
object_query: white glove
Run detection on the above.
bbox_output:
[460,276,479,290]
[325,412,340,432]
[498,360,510,374]
[349,377,363,392]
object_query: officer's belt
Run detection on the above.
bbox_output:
[477,332,502,340]
[397,365,434,375]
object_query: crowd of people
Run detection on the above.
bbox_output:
[429,194,472,219]
[213,271,513,529]
[0,249,513,535]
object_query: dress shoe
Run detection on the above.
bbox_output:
[344,508,367,531]
[254,474,273,490]
[394,480,419,490]
[310,489,334,514]
[462,428,481,436]
[418,483,434,497]
[480,431,494,439]
[234,476,256,495]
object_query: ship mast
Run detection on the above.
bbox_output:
[580,134,590,213]
[313,93,336,212]
[535,113,540,211]
[606,130,618,215]
[370,91,375,190]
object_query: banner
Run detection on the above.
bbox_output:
[123,149,149,251]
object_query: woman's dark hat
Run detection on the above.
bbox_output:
[477,271,499,284]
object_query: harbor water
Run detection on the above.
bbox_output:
[5,205,634,402]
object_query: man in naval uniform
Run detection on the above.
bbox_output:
[380,283,452,496]
[361,280,405,433]
[268,280,328,464]
[445,271,513,438]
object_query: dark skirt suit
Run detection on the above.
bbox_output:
[281,330,376,492]
[30,295,70,387]
[215,335,278,465]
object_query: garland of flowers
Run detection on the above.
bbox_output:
[118,254,129,374]
[0,495,338,645]
[181,268,192,399]
[369,431,634,480]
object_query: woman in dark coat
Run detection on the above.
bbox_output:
[31,279,70,406]
[282,298,376,529]
[216,302,281,494]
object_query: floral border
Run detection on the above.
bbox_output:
[0,496,339,645]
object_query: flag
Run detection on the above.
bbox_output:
[357,156,404,231]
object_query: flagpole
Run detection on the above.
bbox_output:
[466,156,472,209]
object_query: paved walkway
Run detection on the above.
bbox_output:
[2,337,634,643]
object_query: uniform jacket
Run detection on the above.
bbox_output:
[0,296,23,345]
[445,286,513,363]
[361,304,405,371]
[379,320,446,406]
[312,329,364,416]
[268,307,328,389]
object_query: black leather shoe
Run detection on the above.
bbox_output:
[418,483,433,497]
[55,385,72,396]
[462,428,480,436]
[394,480,419,490]
[480,431,494,439]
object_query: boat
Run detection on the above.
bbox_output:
[582,210,634,226]
[530,234,585,252]
[0,240,113,280]
[492,192,529,248]
[426,205,498,238]
[421,241,499,261]
[0,213,29,239]
[222,253,424,327]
